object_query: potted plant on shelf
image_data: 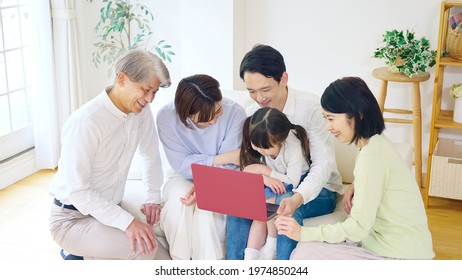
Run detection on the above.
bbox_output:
[87,0,175,75]
[450,83,462,123]
[373,29,436,77]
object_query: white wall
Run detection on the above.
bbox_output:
[240,0,462,172]
[76,0,462,174]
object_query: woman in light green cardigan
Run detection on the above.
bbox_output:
[275,77,434,260]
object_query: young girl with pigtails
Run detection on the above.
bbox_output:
[240,107,311,260]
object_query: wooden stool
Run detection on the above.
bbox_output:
[372,67,430,188]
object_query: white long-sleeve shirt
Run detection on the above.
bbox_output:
[265,131,310,187]
[247,87,343,204]
[49,88,164,231]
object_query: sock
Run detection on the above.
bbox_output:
[258,237,277,260]
[244,248,259,260]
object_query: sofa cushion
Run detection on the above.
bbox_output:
[303,192,348,227]
[120,180,171,257]
[334,141,358,184]
[221,88,253,109]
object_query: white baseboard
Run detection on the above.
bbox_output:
[0,149,38,190]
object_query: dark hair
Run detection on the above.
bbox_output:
[320,77,385,144]
[175,74,222,128]
[239,44,286,83]
[240,107,310,169]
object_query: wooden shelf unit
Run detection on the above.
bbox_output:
[424,1,462,207]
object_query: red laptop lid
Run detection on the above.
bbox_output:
[191,163,269,222]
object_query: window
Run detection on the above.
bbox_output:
[0,0,34,162]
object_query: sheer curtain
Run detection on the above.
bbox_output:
[33,0,85,169]
[31,0,58,169]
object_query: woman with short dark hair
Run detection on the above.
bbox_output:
[275,77,434,260]
[156,74,246,260]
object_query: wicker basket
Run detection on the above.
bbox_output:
[447,21,462,61]
[428,138,462,200]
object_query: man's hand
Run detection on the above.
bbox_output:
[342,183,355,214]
[140,203,162,227]
[125,219,157,255]
[277,192,303,216]
[274,216,301,241]
[180,185,196,206]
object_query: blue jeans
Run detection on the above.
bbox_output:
[264,183,293,200]
[265,172,307,201]
[225,187,337,260]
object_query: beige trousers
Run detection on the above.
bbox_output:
[49,204,170,260]
[159,173,226,260]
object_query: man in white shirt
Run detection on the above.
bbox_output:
[226,44,344,260]
[49,50,171,260]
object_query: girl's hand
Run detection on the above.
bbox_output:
[263,175,285,194]
[180,186,197,206]
[342,183,354,214]
[274,216,301,241]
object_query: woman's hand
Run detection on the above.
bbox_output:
[342,183,355,214]
[180,186,197,206]
[274,216,301,241]
[263,175,285,194]
[213,149,241,166]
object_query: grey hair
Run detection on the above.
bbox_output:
[114,49,171,88]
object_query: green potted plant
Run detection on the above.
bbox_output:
[87,0,175,75]
[373,29,436,77]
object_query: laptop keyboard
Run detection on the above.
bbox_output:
[266,203,279,218]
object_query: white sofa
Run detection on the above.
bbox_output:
[121,89,414,259]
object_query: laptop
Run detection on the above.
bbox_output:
[191,163,279,222]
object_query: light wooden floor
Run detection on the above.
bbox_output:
[0,169,61,261]
[1,169,461,260]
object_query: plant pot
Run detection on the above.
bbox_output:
[454,97,462,123]
[387,57,404,74]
